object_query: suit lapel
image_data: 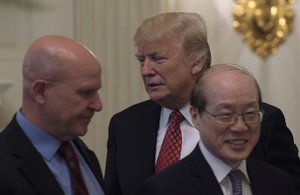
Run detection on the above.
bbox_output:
[135,101,161,178]
[247,159,268,195]
[108,100,161,194]
[189,146,224,195]
[4,117,64,195]
[18,152,65,195]
[73,138,105,189]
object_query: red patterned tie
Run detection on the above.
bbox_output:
[58,141,89,195]
[155,110,184,173]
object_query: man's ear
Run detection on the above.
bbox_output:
[190,106,199,128]
[191,57,204,75]
[31,80,48,104]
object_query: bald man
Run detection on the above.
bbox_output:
[137,64,296,195]
[0,35,105,195]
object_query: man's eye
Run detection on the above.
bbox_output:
[78,89,95,97]
[136,57,145,65]
[244,112,257,118]
[218,113,233,119]
[79,92,90,96]
[153,56,166,64]
[154,59,164,64]
[245,112,256,115]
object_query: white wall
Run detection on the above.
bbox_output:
[0,0,74,127]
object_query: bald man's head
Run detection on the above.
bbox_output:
[23,35,99,83]
[21,35,103,140]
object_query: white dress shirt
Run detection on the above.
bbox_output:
[155,103,200,162]
[199,141,253,195]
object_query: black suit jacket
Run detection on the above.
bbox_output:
[0,115,105,195]
[137,146,296,195]
[105,100,300,195]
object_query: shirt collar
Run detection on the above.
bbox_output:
[199,141,231,183]
[199,141,250,184]
[160,103,193,127]
[16,110,61,161]
[237,160,251,184]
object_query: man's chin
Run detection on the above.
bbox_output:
[75,126,89,137]
[149,91,167,101]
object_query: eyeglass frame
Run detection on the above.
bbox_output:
[202,109,264,125]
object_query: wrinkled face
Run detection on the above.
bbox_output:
[43,55,102,141]
[191,70,260,168]
[135,33,196,109]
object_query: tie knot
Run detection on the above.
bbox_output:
[228,169,243,180]
[169,110,184,125]
[58,141,74,160]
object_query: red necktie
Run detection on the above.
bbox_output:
[58,141,89,195]
[155,110,184,173]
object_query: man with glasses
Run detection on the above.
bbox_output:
[137,63,296,195]
[105,12,300,195]
[202,110,264,125]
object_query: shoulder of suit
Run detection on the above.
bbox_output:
[114,100,160,116]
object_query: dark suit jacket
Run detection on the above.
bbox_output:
[0,115,105,195]
[137,146,296,195]
[104,100,300,195]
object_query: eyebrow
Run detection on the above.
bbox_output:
[135,51,159,57]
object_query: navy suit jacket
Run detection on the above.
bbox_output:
[105,100,300,195]
[0,115,105,195]
[137,146,296,195]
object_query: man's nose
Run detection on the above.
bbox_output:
[141,58,155,76]
[90,93,103,112]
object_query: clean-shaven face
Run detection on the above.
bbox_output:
[135,32,195,108]
[192,70,260,168]
[44,51,103,141]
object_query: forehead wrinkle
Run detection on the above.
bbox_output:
[217,101,258,107]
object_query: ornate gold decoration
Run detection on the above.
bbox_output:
[232,0,294,58]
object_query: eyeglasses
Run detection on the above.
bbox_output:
[203,110,264,125]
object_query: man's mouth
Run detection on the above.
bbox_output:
[227,139,248,145]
